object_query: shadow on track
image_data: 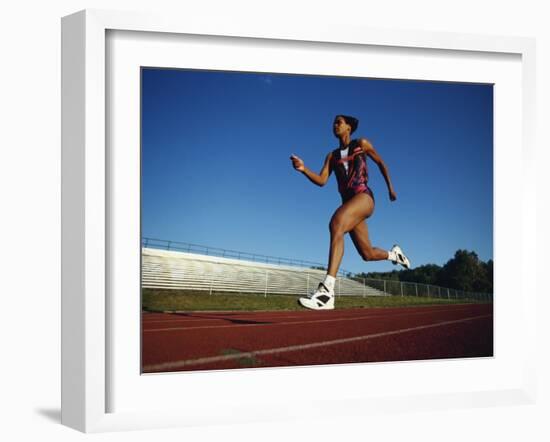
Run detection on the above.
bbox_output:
[171,312,273,325]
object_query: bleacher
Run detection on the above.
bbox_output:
[142,247,387,297]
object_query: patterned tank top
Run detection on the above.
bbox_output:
[330,139,373,201]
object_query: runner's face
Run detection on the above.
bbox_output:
[333,117,351,137]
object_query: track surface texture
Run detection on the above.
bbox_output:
[141,303,493,373]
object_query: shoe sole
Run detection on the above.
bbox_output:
[391,245,411,269]
[298,297,334,310]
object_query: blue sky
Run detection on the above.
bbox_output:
[141,68,493,274]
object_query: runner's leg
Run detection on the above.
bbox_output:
[349,221,390,262]
[327,193,374,277]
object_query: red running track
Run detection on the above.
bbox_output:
[141,303,493,373]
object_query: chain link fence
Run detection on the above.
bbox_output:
[357,278,493,302]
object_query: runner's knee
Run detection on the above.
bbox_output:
[329,215,346,237]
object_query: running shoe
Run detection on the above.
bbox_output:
[298,283,335,310]
[390,244,411,269]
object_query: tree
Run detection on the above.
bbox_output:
[400,264,441,285]
[484,259,493,292]
[437,250,490,292]
[309,265,327,271]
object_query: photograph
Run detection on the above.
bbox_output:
[140,67,494,374]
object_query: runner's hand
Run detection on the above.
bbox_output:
[389,189,397,201]
[290,154,305,172]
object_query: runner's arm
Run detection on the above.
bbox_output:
[290,152,332,187]
[359,138,397,201]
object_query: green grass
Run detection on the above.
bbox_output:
[142,288,488,312]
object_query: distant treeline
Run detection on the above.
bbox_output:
[355,249,493,294]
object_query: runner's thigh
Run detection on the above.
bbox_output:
[330,193,374,233]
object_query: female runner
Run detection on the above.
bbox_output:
[290,114,410,310]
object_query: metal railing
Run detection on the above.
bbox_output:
[142,260,384,297]
[141,242,493,302]
[142,236,353,277]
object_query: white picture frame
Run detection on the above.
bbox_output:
[61,9,537,433]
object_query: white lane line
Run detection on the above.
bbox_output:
[142,307,489,332]
[142,314,492,372]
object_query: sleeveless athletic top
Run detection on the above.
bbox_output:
[330,139,374,202]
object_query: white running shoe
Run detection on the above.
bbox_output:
[298,283,335,310]
[390,245,411,269]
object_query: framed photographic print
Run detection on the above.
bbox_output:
[139,68,496,375]
[61,9,537,433]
